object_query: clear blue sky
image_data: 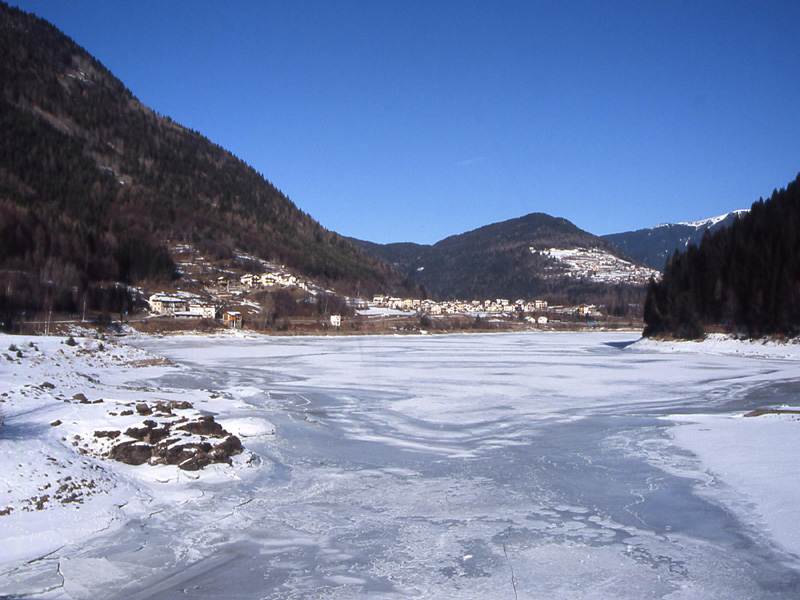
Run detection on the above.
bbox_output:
[11,1,800,244]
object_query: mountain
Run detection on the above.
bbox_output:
[602,210,749,271]
[0,2,417,320]
[350,213,658,305]
[644,174,800,339]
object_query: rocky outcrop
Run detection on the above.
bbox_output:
[109,442,153,466]
[94,429,120,439]
[124,421,171,444]
[177,415,225,437]
[108,413,243,470]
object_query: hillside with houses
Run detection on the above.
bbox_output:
[138,239,629,335]
[0,2,418,330]
[538,247,660,285]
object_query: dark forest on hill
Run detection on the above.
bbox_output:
[643,174,800,339]
[0,2,417,327]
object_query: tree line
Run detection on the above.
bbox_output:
[644,174,800,338]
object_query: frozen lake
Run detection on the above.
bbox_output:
[44,332,800,598]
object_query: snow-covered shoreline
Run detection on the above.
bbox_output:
[632,333,800,559]
[0,333,272,569]
[631,332,800,360]
[666,411,800,559]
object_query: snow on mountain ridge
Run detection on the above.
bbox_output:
[678,209,749,229]
[651,209,748,230]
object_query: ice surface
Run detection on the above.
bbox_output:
[2,331,800,598]
[668,411,800,558]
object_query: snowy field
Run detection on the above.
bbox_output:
[1,331,800,598]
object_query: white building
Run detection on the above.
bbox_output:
[260,273,279,286]
[148,294,188,315]
[188,303,217,319]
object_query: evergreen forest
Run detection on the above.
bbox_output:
[643,174,800,339]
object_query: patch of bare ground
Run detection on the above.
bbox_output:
[124,357,173,367]
[128,318,223,335]
[744,409,800,418]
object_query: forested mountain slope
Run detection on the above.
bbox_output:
[644,174,800,338]
[351,212,650,307]
[0,2,417,321]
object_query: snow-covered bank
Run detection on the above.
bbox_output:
[667,411,800,559]
[633,334,800,557]
[0,333,270,570]
[631,332,800,359]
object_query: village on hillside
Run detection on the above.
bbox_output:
[146,282,602,331]
[138,243,640,334]
[537,247,660,285]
